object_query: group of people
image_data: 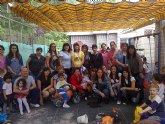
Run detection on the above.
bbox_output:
[0,41,164,123]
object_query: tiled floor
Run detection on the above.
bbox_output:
[9,101,135,124]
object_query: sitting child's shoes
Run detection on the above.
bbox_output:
[63,103,70,108]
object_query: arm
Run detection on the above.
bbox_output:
[59,56,63,66]
[100,53,103,66]
[30,82,36,90]
[13,86,29,95]
[122,79,137,91]
[140,103,147,108]
[26,57,31,71]
[116,59,125,67]
[71,53,76,67]
[140,106,152,114]
[80,52,85,67]
[45,54,50,68]
[3,89,7,100]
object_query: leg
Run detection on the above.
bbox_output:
[22,98,30,113]
[3,103,7,113]
[17,98,23,115]
[61,93,70,108]
[28,88,40,105]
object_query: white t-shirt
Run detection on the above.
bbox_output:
[143,63,150,73]
[59,51,71,69]
[56,80,68,89]
[2,82,12,95]
[125,76,135,85]
[110,73,121,84]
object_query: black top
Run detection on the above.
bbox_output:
[38,75,51,90]
[90,52,103,69]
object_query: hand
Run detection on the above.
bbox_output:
[121,87,126,90]
[100,92,105,98]
[134,88,139,91]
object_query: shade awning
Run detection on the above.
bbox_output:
[8,1,165,32]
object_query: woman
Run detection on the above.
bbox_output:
[71,43,84,68]
[0,45,6,71]
[69,68,84,90]
[81,44,91,70]
[108,41,118,67]
[102,65,110,81]
[109,65,121,102]
[118,68,139,104]
[127,45,144,88]
[6,44,23,82]
[37,67,54,105]
[90,44,103,69]
[45,43,59,74]
[89,68,96,82]
[92,68,111,104]
[99,43,109,67]
[116,43,128,73]
[59,43,72,80]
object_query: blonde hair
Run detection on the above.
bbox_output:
[150,84,160,91]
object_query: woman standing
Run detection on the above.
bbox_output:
[108,41,118,67]
[45,43,59,74]
[0,45,6,71]
[81,44,91,70]
[59,43,72,80]
[6,44,23,82]
[99,43,109,67]
[116,43,128,73]
[127,45,144,88]
[71,43,84,68]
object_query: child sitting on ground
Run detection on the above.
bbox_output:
[81,69,92,89]
[2,73,13,113]
[55,73,71,108]
[151,73,164,100]
[15,78,30,115]
[139,84,165,122]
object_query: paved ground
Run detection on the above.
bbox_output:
[9,100,136,124]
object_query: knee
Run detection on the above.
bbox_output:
[42,91,49,98]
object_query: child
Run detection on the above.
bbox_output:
[55,73,70,108]
[151,73,164,100]
[15,78,30,115]
[2,73,13,113]
[140,84,165,122]
[81,69,92,88]
[52,66,67,82]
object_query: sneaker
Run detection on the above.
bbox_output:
[20,111,23,115]
[85,97,88,101]
[123,102,127,105]
[30,103,40,108]
[63,103,70,108]
[117,101,121,105]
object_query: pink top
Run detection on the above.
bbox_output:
[0,56,6,69]
[99,50,109,67]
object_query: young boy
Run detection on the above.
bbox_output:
[140,84,165,122]
[2,73,13,113]
[55,73,70,108]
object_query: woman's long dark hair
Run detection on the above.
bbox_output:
[8,44,21,60]
[39,67,51,81]
[127,45,137,59]
[109,65,119,80]
[62,43,71,52]
[95,68,105,82]
[121,68,131,86]
[48,43,57,56]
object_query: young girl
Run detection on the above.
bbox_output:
[2,73,13,113]
[15,78,30,115]
[109,65,121,102]
[55,73,70,108]
[81,69,92,89]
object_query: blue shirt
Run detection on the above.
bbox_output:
[116,50,127,72]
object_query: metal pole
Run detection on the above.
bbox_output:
[8,20,11,44]
[148,36,153,73]
[158,32,161,74]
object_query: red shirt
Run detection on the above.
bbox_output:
[108,50,118,65]
[15,88,28,98]
[69,74,83,90]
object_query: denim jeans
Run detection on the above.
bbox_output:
[27,88,40,104]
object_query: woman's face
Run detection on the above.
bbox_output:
[102,66,107,72]
[44,70,50,77]
[82,47,87,53]
[123,71,128,78]
[51,44,56,52]
[90,70,96,77]
[101,44,107,51]
[129,48,135,55]
[121,44,127,51]
[74,69,80,76]
[36,50,42,56]
[64,45,69,51]
[97,70,103,78]
[111,66,116,74]
[92,47,97,53]
[110,42,116,50]
[19,81,23,87]
[11,46,17,53]
[74,45,79,51]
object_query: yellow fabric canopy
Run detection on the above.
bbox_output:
[8,1,165,32]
